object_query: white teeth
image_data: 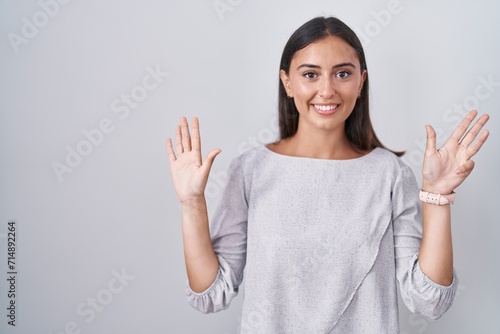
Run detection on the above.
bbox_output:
[314,104,338,111]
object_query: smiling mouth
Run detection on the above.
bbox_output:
[312,104,340,115]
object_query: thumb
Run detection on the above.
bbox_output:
[202,148,222,171]
[455,160,475,176]
[424,124,437,155]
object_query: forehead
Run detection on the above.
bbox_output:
[291,35,360,67]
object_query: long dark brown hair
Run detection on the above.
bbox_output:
[278,16,403,157]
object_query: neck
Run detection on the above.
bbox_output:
[277,124,365,160]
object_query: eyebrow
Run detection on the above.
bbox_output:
[296,62,357,70]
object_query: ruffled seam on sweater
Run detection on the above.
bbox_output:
[407,254,458,319]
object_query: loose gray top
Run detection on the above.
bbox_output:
[186,146,458,333]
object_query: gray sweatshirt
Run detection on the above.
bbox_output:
[187,146,458,333]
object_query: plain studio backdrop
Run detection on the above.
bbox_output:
[0,1,499,333]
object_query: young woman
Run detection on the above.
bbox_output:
[166,17,490,333]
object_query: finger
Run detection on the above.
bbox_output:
[465,129,490,160]
[191,117,201,152]
[166,138,177,163]
[448,110,478,143]
[424,124,437,154]
[175,125,183,154]
[459,113,490,147]
[180,117,192,152]
[201,148,222,172]
[455,160,475,176]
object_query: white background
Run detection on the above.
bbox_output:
[0,0,499,333]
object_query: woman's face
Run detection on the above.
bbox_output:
[281,35,366,134]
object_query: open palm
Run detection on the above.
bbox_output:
[422,110,490,194]
[166,117,221,203]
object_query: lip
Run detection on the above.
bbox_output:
[312,103,340,116]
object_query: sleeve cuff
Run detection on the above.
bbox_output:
[414,257,458,290]
[186,268,223,297]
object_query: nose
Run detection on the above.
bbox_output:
[318,77,335,98]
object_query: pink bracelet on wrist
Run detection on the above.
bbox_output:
[419,190,456,205]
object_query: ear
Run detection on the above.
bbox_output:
[358,69,367,95]
[280,69,293,98]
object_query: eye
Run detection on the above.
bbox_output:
[335,71,351,79]
[303,72,318,79]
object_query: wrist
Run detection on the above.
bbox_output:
[421,181,454,195]
[181,195,207,209]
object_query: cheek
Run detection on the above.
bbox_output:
[339,82,360,99]
[294,83,317,104]
[295,81,315,94]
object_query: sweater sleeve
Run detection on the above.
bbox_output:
[392,164,458,320]
[186,157,248,313]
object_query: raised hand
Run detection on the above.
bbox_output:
[166,117,221,203]
[422,110,490,194]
